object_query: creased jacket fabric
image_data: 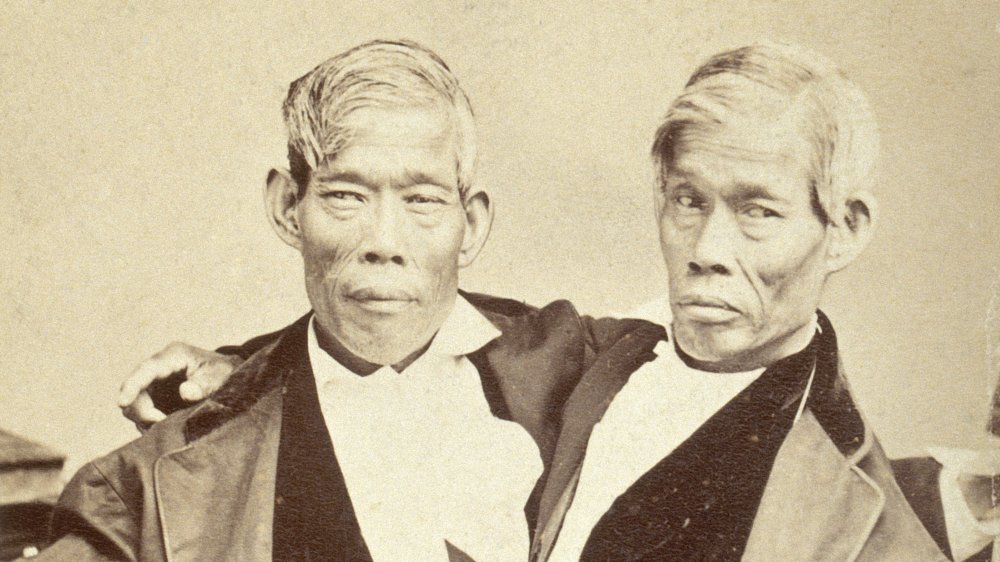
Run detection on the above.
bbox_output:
[37,292,665,562]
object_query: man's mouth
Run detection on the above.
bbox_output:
[676,295,741,323]
[345,288,416,313]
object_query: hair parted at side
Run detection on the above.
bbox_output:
[651,42,880,225]
[282,39,477,197]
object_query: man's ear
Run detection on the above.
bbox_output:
[264,168,303,251]
[458,189,493,268]
[825,190,877,274]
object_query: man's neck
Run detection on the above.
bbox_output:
[314,324,434,376]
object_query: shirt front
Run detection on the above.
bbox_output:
[307,295,542,562]
[548,298,765,561]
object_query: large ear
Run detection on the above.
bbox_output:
[825,189,877,274]
[458,188,493,268]
[264,168,303,251]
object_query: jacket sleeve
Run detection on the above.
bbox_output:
[578,314,668,371]
[37,463,137,561]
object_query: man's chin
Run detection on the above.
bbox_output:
[672,322,755,369]
[340,321,429,365]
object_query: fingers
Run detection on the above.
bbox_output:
[117,343,197,408]
[180,354,239,400]
[179,380,206,402]
[121,390,167,427]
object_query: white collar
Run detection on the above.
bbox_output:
[425,293,502,358]
[309,293,501,381]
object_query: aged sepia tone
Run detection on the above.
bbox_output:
[2,1,998,560]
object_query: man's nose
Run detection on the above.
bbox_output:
[360,201,406,266]
[688,210,735,276]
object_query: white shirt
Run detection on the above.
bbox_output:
[307,295,542,562]
[548,298,765,561]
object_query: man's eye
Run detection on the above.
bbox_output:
[321,191,365,209]
[674,194,705,212]
[744,205,781,219]
[406,195,444,205]
[326,191,364,202]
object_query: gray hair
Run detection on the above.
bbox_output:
[652,43,879,225]
[282,39,477,197]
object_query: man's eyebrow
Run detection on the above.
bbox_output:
[311,171,375,188]
[732,182,783,202]
[396,169,456,191]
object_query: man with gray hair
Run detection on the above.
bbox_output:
[532,43,948,560]
[37,39,663,561]
[110,42,988,560]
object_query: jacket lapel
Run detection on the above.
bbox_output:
[531,332,667,557]
[154,314,324,562]
[742,412,884,561]
[742,412,947,561]
[272,321,371,561]
[466,297,590,536]
[154,390,283,562]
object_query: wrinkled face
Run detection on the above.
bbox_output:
[296,106,470,365]
[657,107,833,370]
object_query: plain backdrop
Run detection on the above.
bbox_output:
[2,1,998,475]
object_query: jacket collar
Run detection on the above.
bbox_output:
[165,292,594,559]
[532,309,893,560]
[532,315,667,549]
[740,311,945,561]
[184,296,502,443]
[183,314,310,443]
[155,387,284,561]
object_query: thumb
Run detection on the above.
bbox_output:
[179,355,238,401]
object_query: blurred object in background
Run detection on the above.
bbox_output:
[907,359,1000,562]
[989,278,1000,439]
[0,430,65,561]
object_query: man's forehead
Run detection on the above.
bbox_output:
[339,105,457,145]
[669,116,810,171]
[311,106,461,188]
[666,115,813,201]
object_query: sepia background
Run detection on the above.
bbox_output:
[2,1,998,475]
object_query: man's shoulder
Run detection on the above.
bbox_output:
[460,290,577,320]
[461,291,667,393]
[85,402,206,482]
[462,290,666,348]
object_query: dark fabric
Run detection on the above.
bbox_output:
[271,318,371,562]
[45,292,664,561]
[892,457,952,558]
[579,319,818,561]
[803,311,867,458]
[266,296,600,558]
[892,456,994,562]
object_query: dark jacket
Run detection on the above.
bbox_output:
[532,310,949,561]
[37,292,665,562]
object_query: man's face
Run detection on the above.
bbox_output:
[657,105,833,370]
[294,106,471,365]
